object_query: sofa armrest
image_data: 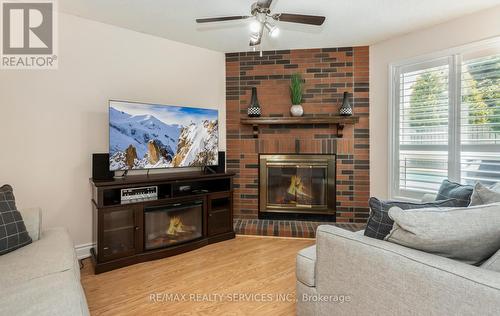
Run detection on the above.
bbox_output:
[18,207,42,241]
[314,225,500,315]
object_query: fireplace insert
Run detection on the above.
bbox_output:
[259,154,336,217]
[144,200,203,250]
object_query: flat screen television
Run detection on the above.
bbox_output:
[109,100,219,171]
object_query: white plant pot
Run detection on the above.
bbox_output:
[290,104,304,117]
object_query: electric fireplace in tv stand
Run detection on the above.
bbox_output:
[90,171,235,274]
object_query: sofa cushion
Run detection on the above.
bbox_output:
[0,228,77,288]
[364,197,459,240]
[481,248,500,273]
[435,180,473,206]
[296,245,316,287]
[386,203,500,265]
[0,270,89,316]
[470,182,500,206]
[0,185,32,255]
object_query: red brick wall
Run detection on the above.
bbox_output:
[226,46,370,223]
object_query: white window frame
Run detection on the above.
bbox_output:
[388,37,500,200]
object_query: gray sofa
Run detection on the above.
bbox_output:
[0,208,89,316]
[296,225,500,315]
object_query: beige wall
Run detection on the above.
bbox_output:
[0,13,225,248]
[370,6,500,198]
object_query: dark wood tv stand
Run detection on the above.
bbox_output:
[90,171,235,274]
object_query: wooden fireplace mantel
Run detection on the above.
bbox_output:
[240,116,359,138]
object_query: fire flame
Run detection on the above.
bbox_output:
[167,216,186,235]
[287,175,305,196]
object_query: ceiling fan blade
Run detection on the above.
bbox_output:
[273,13,326,26]
[257,0,273,9]
[196,16,250,23]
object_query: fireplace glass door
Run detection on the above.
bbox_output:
[144,200,203,250]
[259,154,336,215]
[267,164,328,209]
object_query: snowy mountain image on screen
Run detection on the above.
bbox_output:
[109,101,218,171]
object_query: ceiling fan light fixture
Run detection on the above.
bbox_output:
[249,20,262,33]
[250,32,260,44]
[196,0,325,48]
[264,21,279,38]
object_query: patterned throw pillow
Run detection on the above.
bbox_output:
[435,180,473,206]
[0,185,32,255]
[364,197,460,240]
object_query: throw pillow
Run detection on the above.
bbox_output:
[421,193,437,203]
[480,248,500,273]
[435,180,473,206]
[0,185,32,255]
[364,197,460,240]
[385,203,500,265]
[469,182,500,206]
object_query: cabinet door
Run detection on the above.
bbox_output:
[98,205,140,262]
[207,192,233,236]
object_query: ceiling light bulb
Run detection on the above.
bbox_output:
[264,22,279,38]
[249,20,262,33]
[270,26,280,38]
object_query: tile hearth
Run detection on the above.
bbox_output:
[233,219,365,238]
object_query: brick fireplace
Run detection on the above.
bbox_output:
[226,46,370,223]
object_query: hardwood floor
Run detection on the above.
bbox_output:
[81,236,315,316]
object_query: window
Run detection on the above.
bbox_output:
[390,40,500,200]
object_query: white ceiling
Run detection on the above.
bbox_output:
[59,0,500,53]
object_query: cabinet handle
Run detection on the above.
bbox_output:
[135,226,140,230]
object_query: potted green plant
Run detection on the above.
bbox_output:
[289,73,304,117]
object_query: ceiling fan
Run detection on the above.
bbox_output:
[196,0,326,48]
